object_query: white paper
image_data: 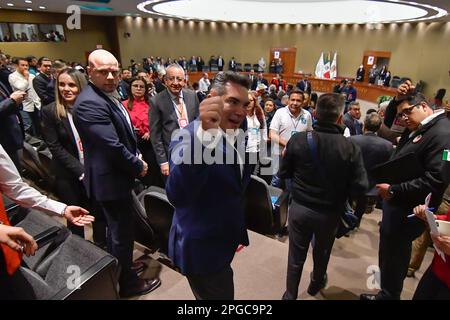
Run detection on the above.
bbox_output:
[425,209,446,262]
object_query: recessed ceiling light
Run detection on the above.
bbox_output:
[27,8,33,11]
[7,3,14,7]
[25,0,32,3]
[39,6,46,9]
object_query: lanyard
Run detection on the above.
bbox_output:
[172,97,186,120]
[290,112,302,131]
[67,112,84,165]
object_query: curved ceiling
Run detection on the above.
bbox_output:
[138,0,446,24]
[0,0,448,24]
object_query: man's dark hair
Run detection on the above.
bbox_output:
[403,92,427,106]
[316,93,345,123]
[37,56,51,66]
[364,113,382,132]
[210,71,250,95]
[288,89,304,99]
[349,101,360,110]
[26,55,36,63]
[13,57,27,65]
[366,108,377,115]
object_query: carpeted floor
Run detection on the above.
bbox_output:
[132,208,433,300]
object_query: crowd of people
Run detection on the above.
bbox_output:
[0,48,450,300]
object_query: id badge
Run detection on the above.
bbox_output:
[178,118,188,128]
[250,127,260,135]
[291,130,298,137]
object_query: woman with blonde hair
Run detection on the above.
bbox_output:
[41,68,92,238]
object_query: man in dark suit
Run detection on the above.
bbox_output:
[361,82,450,300]
[217,55,225,71]
[350,113,393,223]
[73,49,160,298]
[256,72,268,88]
[228,57,237,71]
[0,54,13,92]
[296,75,312,95]
[166,72,253,300]
[32,57,55,107]
[248,69,258,90]
[343,101,362,135]
[149,64,199,179]
[0,82,25,170]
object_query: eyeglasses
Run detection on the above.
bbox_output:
[93,68,120,77]
[166,76,185,83]
[397,102,422,119]
[132,84,145,89]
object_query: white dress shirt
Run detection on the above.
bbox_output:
[8,71,41,112]
[0,145,66,216]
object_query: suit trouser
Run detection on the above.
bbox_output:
[283,200,340,300]
[413,265,450,300]
[97,196,139,289]
[186,265,234,300]
[378,201,425,300]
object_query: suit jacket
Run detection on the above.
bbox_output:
[41,102,84,179]
[73,83,143,201]
[248,75,258,90]
[296,79,312,94]
[166,120,253,275]
[349,132,393,193]
[149,88,199,165]
[32,73,55,106]
[0,81,23,153]
[343,112,362,136]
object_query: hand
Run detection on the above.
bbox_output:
[23,70,29,79]
[376,183,392,200]
[63,206,95,226]
[0,224,37,257]
[199,94,223,131]
[160,163,170,176]
[10,90,26,104]
[140,159,148,177]
[142,132,150,141]
[445,101,450,113]
[413,204,427,221]
[431,234,450,256]
[395,80,415,101]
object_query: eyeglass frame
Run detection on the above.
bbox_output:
[396,102,423,119]
[92,67,121,78]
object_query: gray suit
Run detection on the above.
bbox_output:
[149,88,199,165]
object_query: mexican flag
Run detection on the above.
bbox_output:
[330,52,337,79]
[443,149,450,161]
[315,52,325,78]
[323,52,331,79]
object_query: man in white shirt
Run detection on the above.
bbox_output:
[198,72,211,93]
[8,57,41,136]
[269,89,312,187]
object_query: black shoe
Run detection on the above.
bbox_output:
[360,293,378,300]
[307,273,327,296]
[120,278,161,298]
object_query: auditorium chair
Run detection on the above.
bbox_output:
[390,76,401,88]
[253,64,259,71]
[37,148,55,191]
[140,186,174,257]
[18,234,119,299]
[244,175,289,236]
[244,63,252,72]
[131,189,156,251]
[236,63,243,72]
[210,63,219,72]
[202,66,210,72]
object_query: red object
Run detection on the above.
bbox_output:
[432,209,450,288]
[0,193,22,275]
[123,99,150,137]
[236,245,246,253]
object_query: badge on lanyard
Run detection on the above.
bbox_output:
[178,118,188,129]
[250,127,259,135]
[291,131,298,137]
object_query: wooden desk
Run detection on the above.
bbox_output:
[187,72,396,103]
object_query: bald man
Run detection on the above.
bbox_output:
[73,49,161,298]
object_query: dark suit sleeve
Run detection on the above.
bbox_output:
[149,96,168,165]
[0,98,17,116]
[41,105,84,178]
[390,134,450,207]
[74,98,143,177]
[384,98,401,128]
[33,76,51,106]
[348,142,369,197]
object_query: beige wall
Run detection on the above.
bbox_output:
[0,10,118,64]
[117,17,450,98]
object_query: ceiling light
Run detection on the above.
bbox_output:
[7,3,14,7]
[137,0,447,24]
[39,6,46,10]
[27,8,32,11]
[25,0,32,3]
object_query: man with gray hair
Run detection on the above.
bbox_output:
[280,93,368,299]
[350,113,393,224]
[149,64,199,180]
[166,71,253,299]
